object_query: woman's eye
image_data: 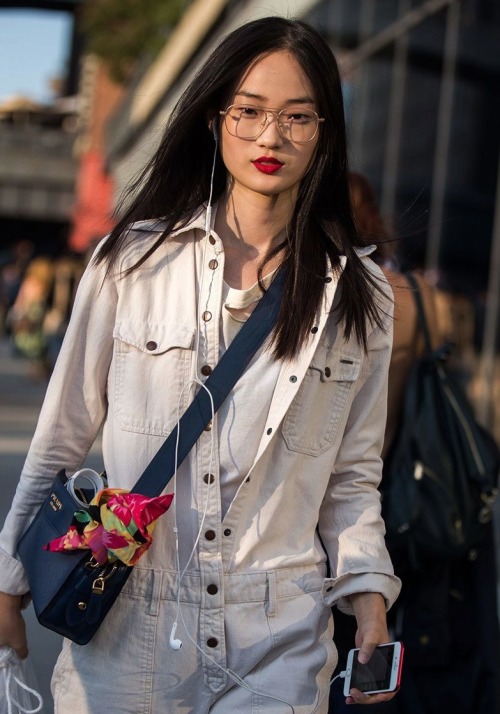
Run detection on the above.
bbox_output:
[239,106,259,117]
[285,113,312,124]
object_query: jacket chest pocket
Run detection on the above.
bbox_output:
[112,321,195,436]
[282,355,361,456]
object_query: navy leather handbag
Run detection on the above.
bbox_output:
[18,270,284,644]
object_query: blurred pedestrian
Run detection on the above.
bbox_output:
[0,240,34,335]
[349,172,439,456]
[42,254,84,369]
[7,256,53,379]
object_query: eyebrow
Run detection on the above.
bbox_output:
[234,90,315,105]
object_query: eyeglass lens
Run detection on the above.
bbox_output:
[224,105,319,142]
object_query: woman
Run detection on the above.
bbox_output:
[0,19,400,712]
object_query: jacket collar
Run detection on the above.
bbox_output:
[129,205,208,236]
[179,205,378,259]
[132,205,377,260]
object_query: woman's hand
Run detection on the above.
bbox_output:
[0,592,28,659]
[347,592,397,705]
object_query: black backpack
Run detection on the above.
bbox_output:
[381,273,499,570]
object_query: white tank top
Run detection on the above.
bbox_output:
[217,273,281,517]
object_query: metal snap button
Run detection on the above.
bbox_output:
[201,364,212,376]
[207,584,218,595]
[202,311,212,322]
[205,530,216,541]
[203,473,215,484]
[208,259,218,270]
[209,236,216,245]
[324,367,331,378]
[146,341,157,351]
[223,528,231,537]
[207,637,218,648]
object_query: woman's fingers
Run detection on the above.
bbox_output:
[346,688,398,705]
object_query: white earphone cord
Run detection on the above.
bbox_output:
[171,130,220,604]
[170,125,220,648]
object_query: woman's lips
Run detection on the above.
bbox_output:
[252,157,284,174]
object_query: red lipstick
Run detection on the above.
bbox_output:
[252,156,284,174]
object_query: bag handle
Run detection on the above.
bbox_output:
[133,268,285,497]
[405,272,433,354]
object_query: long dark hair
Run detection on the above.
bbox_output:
[96,17,386,358]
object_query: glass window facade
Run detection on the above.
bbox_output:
[307,0,500,291]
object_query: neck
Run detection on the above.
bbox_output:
[216,183,295,252]
[214,186,293,289]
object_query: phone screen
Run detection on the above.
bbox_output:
[350,644,396,692]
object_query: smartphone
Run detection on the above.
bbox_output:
[343,641,404,697]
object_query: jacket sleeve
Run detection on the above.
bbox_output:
[0,249,117,596]
[318,275,401,613]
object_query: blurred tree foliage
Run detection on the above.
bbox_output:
[81,0,189,83]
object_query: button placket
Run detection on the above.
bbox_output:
[220,497,247,565]
[197,236,223,376]
[195,243,227,688]
[197,462,225,687]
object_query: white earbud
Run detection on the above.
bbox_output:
[204,124,218,237]
[211,120,219,142]
[169,621,182,651]
[205,205,212,236]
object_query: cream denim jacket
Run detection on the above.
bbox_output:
[0,206,400,613]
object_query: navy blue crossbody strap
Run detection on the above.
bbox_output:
[134,269,284,497]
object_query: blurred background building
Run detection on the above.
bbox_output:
[0,0,82,255]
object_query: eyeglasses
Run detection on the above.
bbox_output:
[219,104,324,144]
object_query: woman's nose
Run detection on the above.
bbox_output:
[257,116,284,147]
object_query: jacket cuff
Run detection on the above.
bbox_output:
[322,570,401,613]
[0,547,30,601]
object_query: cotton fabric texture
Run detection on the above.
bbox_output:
[0,206,400,712]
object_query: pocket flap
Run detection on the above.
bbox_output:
[313,356,361,383]
[113,321,195,355]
